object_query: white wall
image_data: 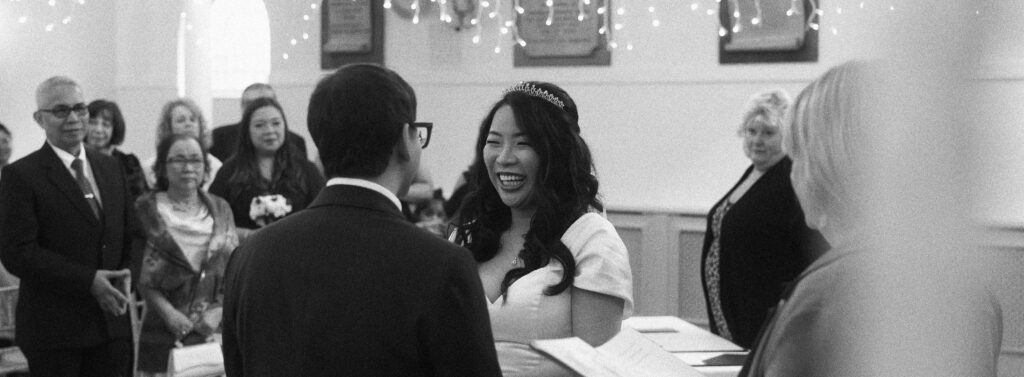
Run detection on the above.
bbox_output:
[246,0,910,214]
[0,0,117,160]
[4,1,1021,223]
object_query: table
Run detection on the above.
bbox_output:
[623,316,746,377]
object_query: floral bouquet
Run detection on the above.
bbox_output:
[249,194,292,227]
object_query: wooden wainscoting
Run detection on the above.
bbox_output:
[607,210,709,326]
[608,209,1024,377]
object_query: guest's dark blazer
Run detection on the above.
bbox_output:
[210,122,308,162]
[222,184,501,377]
[700,156,828,349]
[0,143,133,350]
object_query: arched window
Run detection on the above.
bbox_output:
[210,0,271,98]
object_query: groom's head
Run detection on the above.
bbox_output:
[308,64,420,193]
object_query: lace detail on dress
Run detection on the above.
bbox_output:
[705,200,733,341]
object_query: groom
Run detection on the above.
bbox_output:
[221,64,500,376]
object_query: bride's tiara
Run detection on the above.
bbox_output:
[502,82,565,109]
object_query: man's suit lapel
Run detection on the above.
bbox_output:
[88,149,119,223]
[40,144,101,226]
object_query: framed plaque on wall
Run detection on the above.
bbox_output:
[718,0,819,64]
[513,0,611,67]
[321,0,385,69]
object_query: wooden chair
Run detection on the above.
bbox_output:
[0,286,27,375]
[130,291,146,377]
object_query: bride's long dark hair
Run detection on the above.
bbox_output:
[453,82,602,298]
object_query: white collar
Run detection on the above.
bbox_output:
[325,177,402,211]
[47,141,86,169]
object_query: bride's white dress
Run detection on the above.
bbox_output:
[486,213,633,377]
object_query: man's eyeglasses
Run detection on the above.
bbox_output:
[38,103,88,119]
[166,157,205,167]
[413,122,433,149]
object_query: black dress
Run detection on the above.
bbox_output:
[700,156,828,349]
[112,148,149,200]
[208,158,325,230]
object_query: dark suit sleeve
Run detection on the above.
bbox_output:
[421,248,501,377]
[0,166,95,296]
[118,160,136,272]
[221,244,247,377]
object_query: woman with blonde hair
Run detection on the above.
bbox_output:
[143,98,222,190]
[739,61,1002,377]
[700,89,827,349]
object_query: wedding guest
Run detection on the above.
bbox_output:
[739,61,1002,376]
[143,98,221,190]
[0,76,134,376]
[86,99,149,200]
[452,81,633,376]
[700,89,827,349]
[413,188,447,237]
[134,134,237,376]
[0,122,11,181]
[208,97,324,241]
[0,123,16,287]
[209,83,307,162]
[222,63,500,376]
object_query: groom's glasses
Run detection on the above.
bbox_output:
[413,122,433,149]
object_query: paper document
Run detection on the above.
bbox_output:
[531,327,705,377]
[624,316,744,352]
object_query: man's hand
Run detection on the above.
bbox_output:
[91,269,130,316]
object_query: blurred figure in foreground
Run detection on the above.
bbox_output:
[738,61,1002,377]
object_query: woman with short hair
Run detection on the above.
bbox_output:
[135,134,237,376]
[86,99,149,199]
[700,89,827,349]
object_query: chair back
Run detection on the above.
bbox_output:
[0,286,17,335]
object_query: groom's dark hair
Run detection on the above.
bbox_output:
[307,63,417,179]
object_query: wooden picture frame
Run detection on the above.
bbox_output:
[719,0,818,64]
[321,0,385,70]
[513,0,611,67]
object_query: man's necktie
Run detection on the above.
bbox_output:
[71,158,101,219]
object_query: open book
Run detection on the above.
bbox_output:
[530,327,705,377]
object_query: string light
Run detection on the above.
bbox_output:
[751,0,762,26]
[412,0,420,24]
[787,0,800,16]
[492,0,503,54]
[545,0,554,26]
[648,4,659,27]
[577,0,586,21]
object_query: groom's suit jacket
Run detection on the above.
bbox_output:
[222,184,501,377]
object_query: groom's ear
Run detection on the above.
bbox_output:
[394,123,413,163]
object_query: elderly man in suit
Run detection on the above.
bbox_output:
[221,64,500,376]
[209,83,307,162]
[0,76,134,376]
